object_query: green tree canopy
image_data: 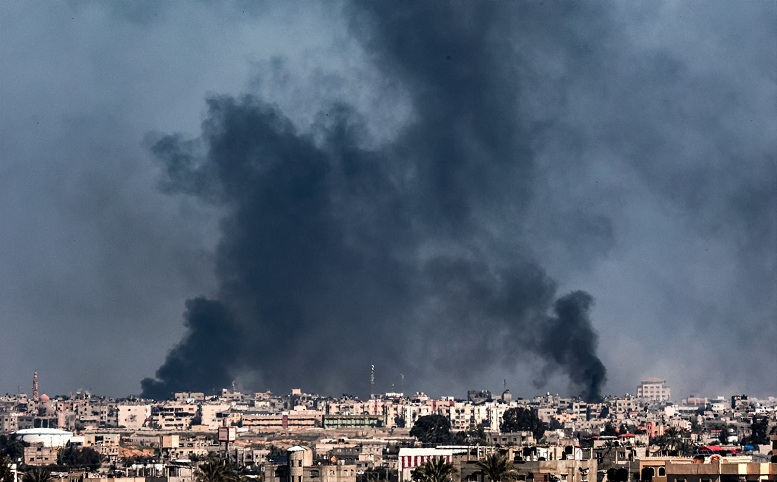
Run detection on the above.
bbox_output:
[411,457,455,482]
[411,415,455,446]
[196,457,238,482]
[500,408,545,440]
[22,468,51,482]
[475,452,515,482]
[459,424,487,446]
[0,436,25,461]
[57,446,103,470]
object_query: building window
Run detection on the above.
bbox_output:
[658,468,665,477]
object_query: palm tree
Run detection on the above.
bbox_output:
[196,457,237,482]
[412,457,456,482]
[22,467,51,482]
[475,453,515,482]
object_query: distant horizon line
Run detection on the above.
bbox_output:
[2,387,774,403]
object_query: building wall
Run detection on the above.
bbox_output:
[461,457,597,482]
[0,412,19,433]
[315,464,357,482]
[322,415,384,429]
[637,379,671,402]
[24,444,58,466]
[117,405,150,430]
[200,403,231,430]
[397,448,460,482]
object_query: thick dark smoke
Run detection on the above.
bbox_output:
[141,2,610,401]
[142,298,241,397]
[540,292,606,402]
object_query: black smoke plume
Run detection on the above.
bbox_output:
[141,2,609,401]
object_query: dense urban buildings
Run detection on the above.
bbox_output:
[1,374,775,482]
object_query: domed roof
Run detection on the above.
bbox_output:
[39,394,50,402]
[15,428,71,435]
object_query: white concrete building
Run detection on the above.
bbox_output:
[637,378,671,401]
[117,404,151,429]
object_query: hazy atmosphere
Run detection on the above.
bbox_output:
[1,1,775,400]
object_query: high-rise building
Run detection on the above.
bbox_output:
[636,377,671,401]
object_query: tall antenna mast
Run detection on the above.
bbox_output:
[370,365,375,399]
[33,371,39,401]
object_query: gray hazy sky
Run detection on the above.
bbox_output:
[1,1,775,400]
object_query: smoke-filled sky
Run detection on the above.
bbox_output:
[1,1,775,401]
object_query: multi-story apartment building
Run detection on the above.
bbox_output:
[117,403,151,429]
[637,378,671,401]
[200,402,231,429]
[265,445,357,482]
[151,402,197,430]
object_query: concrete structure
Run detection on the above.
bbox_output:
[398,447,464,482]
[322,414,384,429]
[23,444,59,466]
[461,456,597,482]
[0,411,19,433]
[637,378,671,402]
[13,428,72,446]
[241,411,319,431]
[200,403,231,429]
[152,403,197,430]
[117,404,151,429]
[265,446,357,482]
[640,456,777,482]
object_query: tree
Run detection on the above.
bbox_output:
[411,457,455,482]
[475,453,515,482]
[653,428,695,457]
[0,455,13,482]
[500,408,545,440]
[411,415,455,446]
[57,446,103,470]
[459,424,487,446]
[196,457,238,482]
[0,435,25,461]
[22,468,51,482]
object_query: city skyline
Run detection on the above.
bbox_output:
[0,371,771,404]
[1,2,775,400]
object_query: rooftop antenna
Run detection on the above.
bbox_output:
[401,373,405,395]
[370,365,375,399]
[33,371,39,401]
